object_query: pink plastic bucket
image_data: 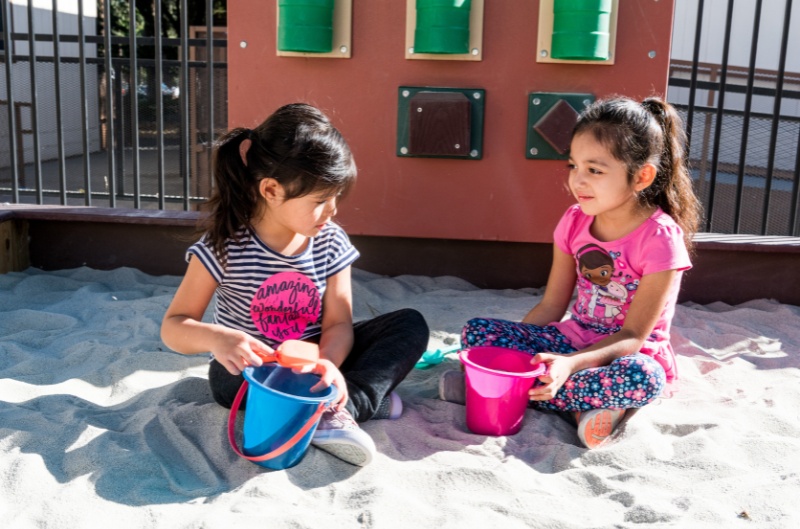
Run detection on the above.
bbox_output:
[459,346,547,436]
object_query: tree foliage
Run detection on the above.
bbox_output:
[103,0,227,58]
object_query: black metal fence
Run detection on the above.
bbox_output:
[0,0,227,210]
[667,0,800,236]
[3,1,799,237]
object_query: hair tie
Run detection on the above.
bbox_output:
[239,130,253,166]
[641,100,665,121]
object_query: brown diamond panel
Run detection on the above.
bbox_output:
[533,99,579,155]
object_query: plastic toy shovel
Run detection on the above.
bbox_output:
[253,339,319,369]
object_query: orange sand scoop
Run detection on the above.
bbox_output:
[253,340,319,369]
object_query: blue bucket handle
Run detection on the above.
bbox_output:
[227,380,329,463]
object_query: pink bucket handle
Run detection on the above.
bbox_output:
[530,362,547,377]
[227,380,328,463]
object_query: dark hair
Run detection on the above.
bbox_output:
[572,96,702,253]
[576,243,614,270]
[201,103,357,264]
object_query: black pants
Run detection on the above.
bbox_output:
[208,308,429,422]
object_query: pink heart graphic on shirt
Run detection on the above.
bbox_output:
[250,271,321,342]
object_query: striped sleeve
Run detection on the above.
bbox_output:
[186,238,225,284]
[325,224,360,277]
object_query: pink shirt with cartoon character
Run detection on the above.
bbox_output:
[551,205,691,381]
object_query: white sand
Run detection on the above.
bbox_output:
[1,266,799,528]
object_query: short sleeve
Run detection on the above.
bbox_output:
[324,224,360,278]
[186,238,225,284]
[553,205,583,255]
[640,222,692,276]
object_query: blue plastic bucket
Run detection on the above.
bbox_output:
[228,364,337,470]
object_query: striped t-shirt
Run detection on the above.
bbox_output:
[187,222,359,349]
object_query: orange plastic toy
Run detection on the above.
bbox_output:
[253,339,319,369]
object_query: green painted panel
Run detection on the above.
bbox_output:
[278,0,335,53]
[414,0,472,54]
[551,0,612,61]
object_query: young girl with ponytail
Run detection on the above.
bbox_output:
[162,103,428,466]
[440,96,702,448]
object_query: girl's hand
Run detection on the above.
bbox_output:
[528,353,577,402]
[211,328,272,376]
[294,358,349,410]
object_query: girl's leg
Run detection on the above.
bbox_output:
[207,309,428,420]
[440,318,577,404]
[341,308,429,422]
[461,317,577,355]
[208,359,244,409]
[532,353,667,413]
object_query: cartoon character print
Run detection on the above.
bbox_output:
[575,243,629,324]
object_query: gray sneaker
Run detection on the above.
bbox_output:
[312,408,376,466]
[438,370,466,405]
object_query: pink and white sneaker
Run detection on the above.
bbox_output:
[312,408,376,466]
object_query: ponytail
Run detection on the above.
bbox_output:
[199,128,261,267]
[640,98,702,254]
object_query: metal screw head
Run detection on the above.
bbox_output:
[470,150,479,158]
[530,148,539,156]
[648,50,657,58]
[532,98,541,105]
[471,48,479,56]
[540,50,548,57]
[417,107,423,113]
[454,144,461,149]
[408,47,414,54]
[400,147,408,155]
[473,92,481,100]
[402,90,410,98]
[240,41,247,48]
[339,45,348,53]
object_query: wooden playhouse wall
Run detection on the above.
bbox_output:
[227,1,675,246]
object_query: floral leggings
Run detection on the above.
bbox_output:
[462,318,666,412]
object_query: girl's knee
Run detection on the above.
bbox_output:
[462,317,487,336]
[650,365,667,397]
[462,317,503,348]
[208,360,243,409]
[637,356,667,391]
[210,384,236,409]
[400,307,428,331]
[619,355,667,405]
[392,308,429,342]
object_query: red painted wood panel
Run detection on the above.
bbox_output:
[228,1,675,243]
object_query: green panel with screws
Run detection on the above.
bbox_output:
[526,93,594,160]
[397,86,485,160]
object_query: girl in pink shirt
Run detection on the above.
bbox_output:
[443,96,702,448]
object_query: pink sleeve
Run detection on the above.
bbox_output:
[553,205,581,255]
[640,223,692,276]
